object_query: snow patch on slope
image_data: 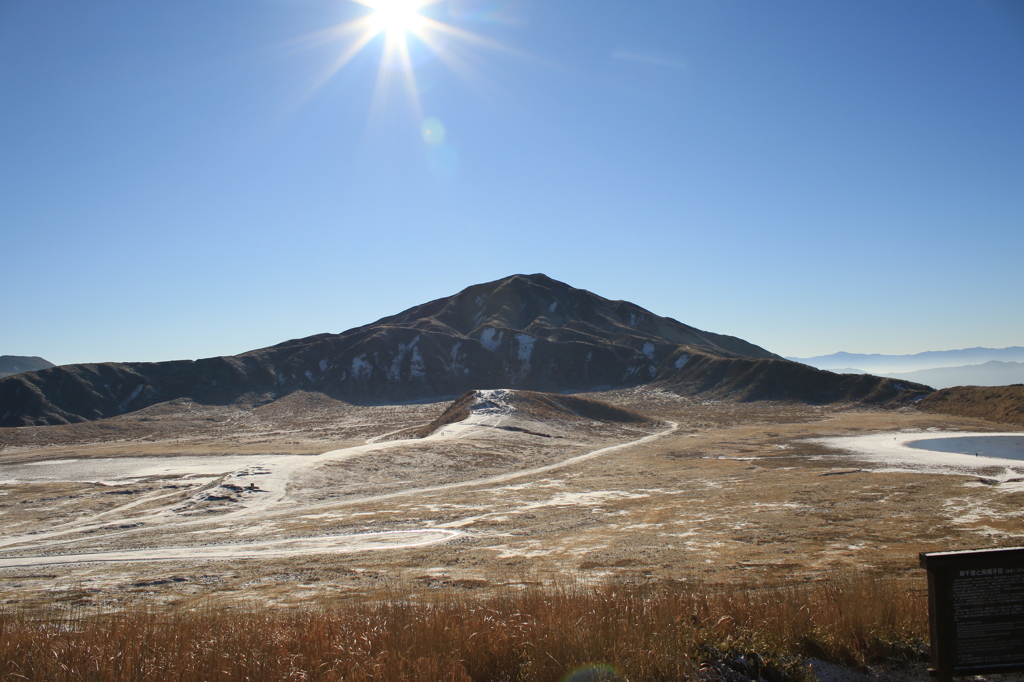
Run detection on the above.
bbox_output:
[352,354,372,379]
[389,336,422,381]
[481,328,504,351]
[471,389,514,416]
[410,346,426,379]
[516,334,536,362]
[118,384,145,413]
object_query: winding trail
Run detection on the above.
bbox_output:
[0,395,678,569]
[311,420,679,509]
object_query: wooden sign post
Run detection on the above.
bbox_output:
[919,547,1024,680]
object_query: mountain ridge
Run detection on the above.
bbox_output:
[877,361,1024,390]
[788,346,1024,374]
[0,356,55,379]
[0,274,929,427]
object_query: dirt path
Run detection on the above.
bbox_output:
[0,400,676,568]
[307,420,679,509]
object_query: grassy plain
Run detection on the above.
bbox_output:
[1,388,1023,679]
[2,573,924,681]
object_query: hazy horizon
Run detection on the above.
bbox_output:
[2,1,1021,366]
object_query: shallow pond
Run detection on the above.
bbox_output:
[907,435,1024,462]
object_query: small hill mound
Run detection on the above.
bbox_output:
[510,390,651,425]
[414,389,650,438]
[917,385,1024,427]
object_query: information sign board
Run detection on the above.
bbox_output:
[919,547,1024,680]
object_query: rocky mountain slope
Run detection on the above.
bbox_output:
[0,356,54,379]
[0,274,930,427]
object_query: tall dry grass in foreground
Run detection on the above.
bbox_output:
[0,574,926,681]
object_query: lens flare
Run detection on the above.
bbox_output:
[421,117,446,146]
[290,1,524,178]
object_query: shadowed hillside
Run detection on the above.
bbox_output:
[655,353,932,405]
[0,274,930,427]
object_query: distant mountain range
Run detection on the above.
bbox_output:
[787,347,1024,389]
[788,347,1024,374]
[0,274,928,427]
[0,356,54,379]
[874,361,1024,390]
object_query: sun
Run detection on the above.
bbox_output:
[365,0,426,36]
[296,0,510,119]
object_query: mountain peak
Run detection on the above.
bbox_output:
[0,275,927,427]
[379,273,777,362]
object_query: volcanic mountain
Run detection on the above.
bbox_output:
[0,274,929,426]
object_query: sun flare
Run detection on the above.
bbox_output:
[365,0,426,36]
[299,0,511,122]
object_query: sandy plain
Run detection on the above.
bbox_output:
[0,388,1022,612]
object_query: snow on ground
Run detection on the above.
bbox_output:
[813,431,1024,480]
[428,389,514,438]
[0,530,459,569]
[0,396,678,569]
[0,455,302,486]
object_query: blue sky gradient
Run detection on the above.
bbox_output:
[2,0,1022,365]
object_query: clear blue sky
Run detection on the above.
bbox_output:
[2,0,1022,365]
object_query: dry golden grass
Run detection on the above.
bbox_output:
[0,574,926,681]
[918,385,1024,427]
